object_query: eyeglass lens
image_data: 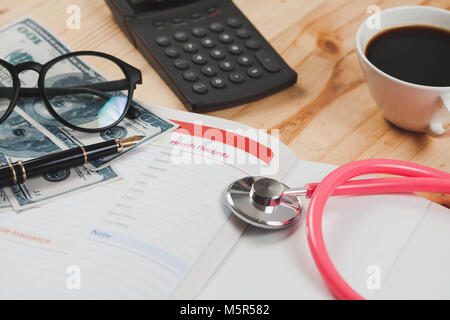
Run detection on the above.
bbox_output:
[43,55,130,130]
[0,64,14,120]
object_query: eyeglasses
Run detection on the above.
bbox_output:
[0,51,142,132]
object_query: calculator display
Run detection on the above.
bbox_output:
[127,0,199,12]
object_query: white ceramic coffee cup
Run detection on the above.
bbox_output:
[356,6,450,136]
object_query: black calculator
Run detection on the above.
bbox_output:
[106,0,298,113]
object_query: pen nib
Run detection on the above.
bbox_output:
[120,135,145,148]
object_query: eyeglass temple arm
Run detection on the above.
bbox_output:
[0,79,131,98]
[0,79,141,120]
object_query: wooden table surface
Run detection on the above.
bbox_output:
[0,0,449,207]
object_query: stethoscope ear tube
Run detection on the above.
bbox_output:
[306,159,450,300]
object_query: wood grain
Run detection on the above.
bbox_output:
[0,0,448,207]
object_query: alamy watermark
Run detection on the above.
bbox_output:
[66,5,81,30]
[366,265,381,290]
[66,265,81,290]
[366,5,381,30]
[168,122,281,176]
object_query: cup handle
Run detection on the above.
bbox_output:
[429,93,450,136]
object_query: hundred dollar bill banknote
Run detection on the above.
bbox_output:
[0,108,120,211]
[0,16,178,171]
[0,190,9,212]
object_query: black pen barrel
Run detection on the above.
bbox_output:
[24,147,87,180]
[0,140,120,188]
[0,165,18,188]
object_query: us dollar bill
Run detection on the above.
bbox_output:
[0,16,178,171]
[0,108,120,211]
[0,190,10,212]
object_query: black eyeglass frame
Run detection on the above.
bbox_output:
[0,51,142,133]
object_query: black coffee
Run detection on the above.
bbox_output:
[365,25,450,87]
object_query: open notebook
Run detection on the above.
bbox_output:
[0,103,448,299]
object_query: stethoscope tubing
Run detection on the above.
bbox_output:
[305,177,450,198]
[306,159,450,300]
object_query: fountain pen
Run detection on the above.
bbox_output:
[0,135,145,188]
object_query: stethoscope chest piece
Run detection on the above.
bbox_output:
[226,176,302,230]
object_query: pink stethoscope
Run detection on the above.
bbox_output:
[226,159,450,300]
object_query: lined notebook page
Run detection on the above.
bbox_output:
[0,113,296,299]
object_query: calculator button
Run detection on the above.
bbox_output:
[229,72,245,84]
[153,21,164,28]
[210,49,225,60]
[248,67,263,78]
[211,77,227,89]
[155,36,171,47]
[228,44,243,55]
[183,70,199,82]
[192,54,208,65]
[207,6,218,14]
[209,22,225,33]
[256,50,280,73]
[191,13,203,20]
[173,58,189,70]
[227,17,243,28]
[173,31,189,42]
[164,47,180,58]
[238,55,253,66]
[183,42,198,53]
[236,28,252,39]
[193,82,209,94]
[201,38,216,48]
[201,65,217,77]
[192,26,207,38]
[219,33,234,43]
[220,60,235,71]
[172,18,183,25]
[246,39,262,50]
